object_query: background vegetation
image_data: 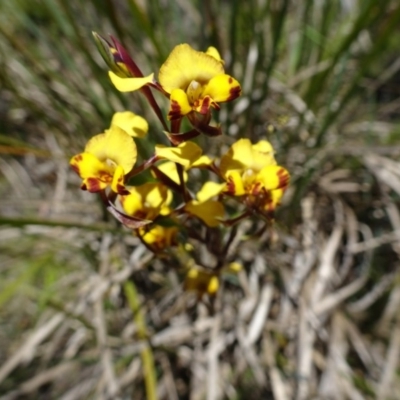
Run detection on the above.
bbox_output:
[1,0,400,398]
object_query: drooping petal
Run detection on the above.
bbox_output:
[185,199,224,227]
[202,74,241,103]
[196,181,226,203]
[85,126,137,173]
[168,88,192,120]
[158,44,224,94]
[109,71,154,92]
[111,111,149,138]
[155,141,203,169]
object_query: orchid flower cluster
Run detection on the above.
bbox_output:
[70,34,290,297]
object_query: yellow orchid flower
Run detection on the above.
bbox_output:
[219,138,290,212]
[120,182,172,221]
[111,111,149,138]
[158,44,241,120]
[70,126,137,194]
[120,182,178,250]
[140,225,178,251]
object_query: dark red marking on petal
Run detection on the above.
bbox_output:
[228,77,233,84]
[116,184,130,195]
[251,181,262,195]
[168,100,184,120]
[226,177,235,194]
[277,168,290,189]
[227,86,242,101]
[199,96,211,115]
[86,177,102,192]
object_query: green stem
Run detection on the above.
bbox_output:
[124,281,158,400]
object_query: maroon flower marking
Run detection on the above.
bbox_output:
[225,177,235,194]
[277,168,290,189]
[85,177,102,192]
[227,86,241,101]
[199,96,211,114]
[168,100,183,120]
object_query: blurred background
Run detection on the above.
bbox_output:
[1,0,400,399]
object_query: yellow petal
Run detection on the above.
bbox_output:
[111,165,127,194]
[219,139,252,176]
[111,111,149,138]
[257,165,290,191]
[206,46,224,64]
[190,155,213,168]
[70,152,114,192]
[263,188,285,213]
[85,126,137,174]
[250,140,276,171]
[120,187,143,216]
[158,44,224,94]
[141,225,178,250]
[155,142,202,169]
[202,74,241,103]
[70,152,112,179]
[168,88,192,120]
[224,170,245,195]
[185,200,224,227]
[156,161,188,184]
[121,183,171,219]
[196,181,226,203]
[109,71,154,92]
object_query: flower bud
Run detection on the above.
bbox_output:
[92,32,130,77]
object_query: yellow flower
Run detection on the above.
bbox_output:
[140,225,178,251]
[120,182,178,251]
[70,126,137,194]
[111,111,149,138]
[120,182,172,221]
[184,267,219,296]
[219,139,290,212]
[158,44,241,120]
